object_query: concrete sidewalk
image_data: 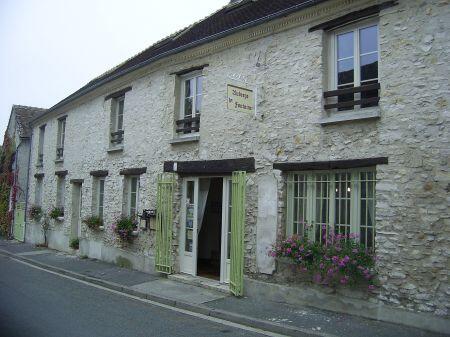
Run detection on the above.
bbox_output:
[0,239,446,337]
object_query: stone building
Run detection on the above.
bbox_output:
[4,105,46,241]
[25,0,449,332]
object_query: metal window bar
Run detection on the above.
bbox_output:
[176,115,200,134]
[56,147,64,160]
[110,130,124,144]
[359,171,376,249]
[323,82,380,111]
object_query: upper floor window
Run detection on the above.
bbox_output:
[176,73,203,135]
[110,95,125,146]
[56,117,66,160]
[324,22,380,112]
[286,169,376,249]
[37,125,45,166]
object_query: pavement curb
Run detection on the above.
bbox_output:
[0,248,317,337]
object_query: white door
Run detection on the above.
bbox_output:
[220,177,232,283]
[180,178,199,275]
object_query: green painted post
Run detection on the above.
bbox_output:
[230,171,246,296]
[155,173,175,274]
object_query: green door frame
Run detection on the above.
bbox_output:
[155,173,175,274]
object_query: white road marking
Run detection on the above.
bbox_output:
[6,256,292,337]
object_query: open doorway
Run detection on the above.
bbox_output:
[197,178,223,280]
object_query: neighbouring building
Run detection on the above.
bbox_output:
[24,0,449,333]
[3,105,46,241]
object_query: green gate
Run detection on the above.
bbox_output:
[13,202,25,242]
[230,171,246,296]
[155,173,175,274]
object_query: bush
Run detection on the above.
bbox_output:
[111,216,137,241]
[82,215,103,230]
[69,238,79,250]
[270,231,377,290]
[48,206,64,220]
[29,205,43,221]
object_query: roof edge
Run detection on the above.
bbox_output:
[32,0,327,125]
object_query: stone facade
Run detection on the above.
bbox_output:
[25,0,449,328]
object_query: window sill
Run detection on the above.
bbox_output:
[54,159,64,164]
[107,146,124,154]
[169,134,200,145]
[319,108,380,126]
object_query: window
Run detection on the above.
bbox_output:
[123,176,139,218]
[37,125,45,166]
[287,169,376,249]
[92,178,105,219]
[325,21,380,111]
[176,73,203,135]
[110,96,125,146]
[56,117,66,160]
[56,176,66,215]
[35,177,43,206]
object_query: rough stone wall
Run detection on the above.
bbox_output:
[26,0,449,318]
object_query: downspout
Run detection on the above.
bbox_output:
[23,136,33,243]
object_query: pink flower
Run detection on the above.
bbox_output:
[340,275,349,284]
[286,248,292,254]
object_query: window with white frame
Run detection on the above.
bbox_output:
[92,177,105,219]
[176,72,203,135]
[56,176,65,214]
[123,176,139,218]
[35,177,43,206]
[110,95,125,146]
[56,117,66,160]
[325,21,379,112]
[286,169,376,249]
[37,125,45,166]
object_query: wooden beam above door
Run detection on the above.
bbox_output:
[164,157,255,175]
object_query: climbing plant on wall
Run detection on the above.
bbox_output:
[0,134,15,237]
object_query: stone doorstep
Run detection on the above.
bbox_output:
[0,248,310,337]
[168,273,231,295]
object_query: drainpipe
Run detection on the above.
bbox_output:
[23,136,33,243]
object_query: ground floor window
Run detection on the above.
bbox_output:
[286,169,376,249]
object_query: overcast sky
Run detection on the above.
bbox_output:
[0,0,227,138]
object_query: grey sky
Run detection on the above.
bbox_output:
[0,0,227,138]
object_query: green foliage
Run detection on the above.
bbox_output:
[69,238,79,250]
[82,215,103,230]
[270,233,377,291]
[29,205,43,221]
[0,134,15,236]
[49,206,64,220]
[112,216,137,241]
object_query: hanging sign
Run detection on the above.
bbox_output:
[227,84,254,113]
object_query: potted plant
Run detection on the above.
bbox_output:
[82,215,104,231]
[49,206,64,221]
[111,216,138,241]
[29,205,43,221]
[70,238,79,250]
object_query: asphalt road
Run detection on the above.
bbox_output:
[0,255,270,337]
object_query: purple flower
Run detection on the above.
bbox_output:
[343,255,350,263]
[313,273,322,283]
[340,275,349,284]
[368,285,376,291]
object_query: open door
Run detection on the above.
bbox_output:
[229,171,246,296]
[155,173,175,274]
[180,178,199,275]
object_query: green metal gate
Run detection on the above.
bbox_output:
[13,202,25,242]
[230,171,246,296]
[155,173,175,274]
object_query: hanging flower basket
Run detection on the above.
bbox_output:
[48,206,64,221]
[29,205,43,221]
[82,215,103,231]
[111,216,138,242]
